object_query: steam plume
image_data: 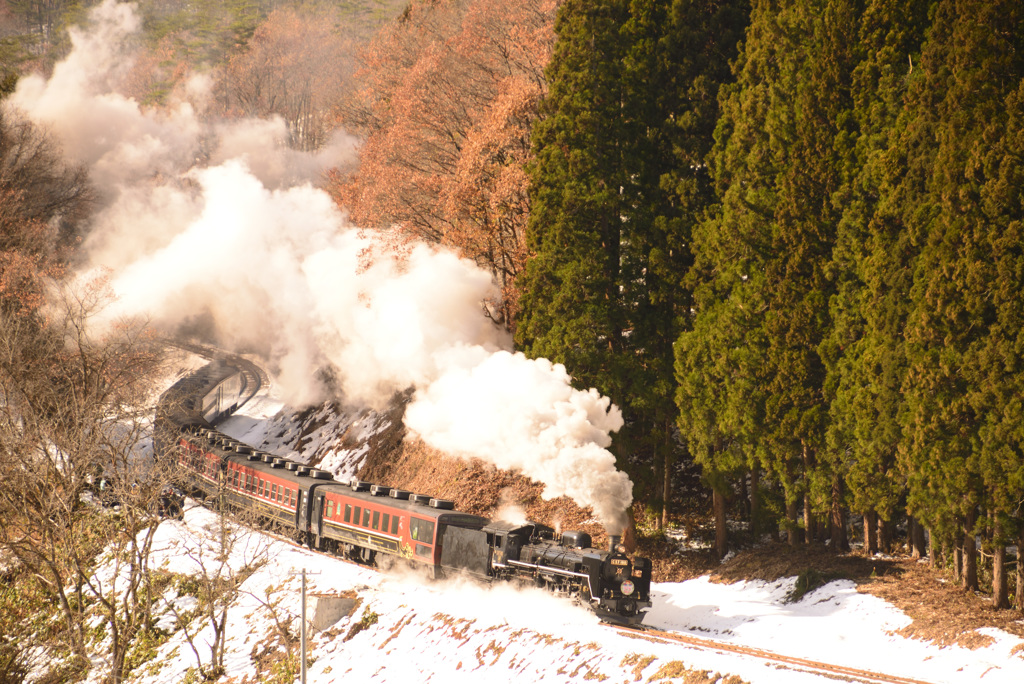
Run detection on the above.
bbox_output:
[7,0,633,533]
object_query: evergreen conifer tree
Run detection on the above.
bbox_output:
[519,0,746,525]
[682,0,857,547]
[900,0,1024,591]
[822,0,930,553]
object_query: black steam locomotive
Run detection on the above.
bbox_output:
[155,357,652,626]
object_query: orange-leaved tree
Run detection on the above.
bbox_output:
[330,0,559,325]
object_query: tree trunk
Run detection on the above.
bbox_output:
[993,543,1008,609]
[962,513,978,592]
[864,511,878,555]
[786,498,800,546]
[750,467,761,540]
[654,449,665,531]
[739,471,750,521]
[713,487,728,560]
[1017,527,1024,613]
[928,529,937,566]
[910,517,927,559]
[878,517,892,554]
[804,493,814,545]
[661,446,671,530]
[952,544,963,583]
[829,475,848,552]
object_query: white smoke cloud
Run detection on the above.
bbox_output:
[7,0,634,532]
[9,1,202,192]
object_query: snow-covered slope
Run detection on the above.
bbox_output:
[116,379,1024,684]
[128,501,1024,684]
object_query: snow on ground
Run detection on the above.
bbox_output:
[124,501,1024,684]
[115,371,1024,684]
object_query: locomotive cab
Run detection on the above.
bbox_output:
[482,520,556,570]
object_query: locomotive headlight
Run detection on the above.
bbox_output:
[620,580,635,596]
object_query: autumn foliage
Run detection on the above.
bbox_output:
[329,0,559,323]
[215,7,355,151]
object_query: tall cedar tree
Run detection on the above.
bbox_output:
[822,0,930,553]
[900,0,1024,593]
[686,0,856,547]
[517,0,713,521]
[619,0,747,526]
[653,0,755,553]
[976,77,1024,609]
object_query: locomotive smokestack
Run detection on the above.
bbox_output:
[609,534,622,553]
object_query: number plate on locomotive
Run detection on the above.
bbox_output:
[610,559,629,566]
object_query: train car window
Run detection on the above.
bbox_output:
[326,500,334,518]
[410,518,435,542]
[372,510,380,530]
[271,484,277,500]
[382,513,390,533]
[415,544,432,558]
[344,504,352,523]
[353,507,361,526]
[391,516,399,535]
[259,480,265,497]
[277,486,283,503]
[362,508,371,527]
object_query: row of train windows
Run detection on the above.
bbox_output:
[324,500,402,536]
[187,456,294,508]
[229,468,296,507]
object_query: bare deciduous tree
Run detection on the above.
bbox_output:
[215,7,355,152]
[0,279,171,683]
[162,494,273,681]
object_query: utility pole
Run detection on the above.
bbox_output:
[301,569,307,684]
[289,568,321,684]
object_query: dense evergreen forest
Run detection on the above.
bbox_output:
[513,0,1024,613]
[2,4,1023,663]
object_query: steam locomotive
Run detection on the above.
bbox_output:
[154,357,652,626]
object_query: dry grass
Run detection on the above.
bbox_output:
[648,661,746,683]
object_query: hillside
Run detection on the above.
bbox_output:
[122,377,1022,684]
[220,372,1024,655]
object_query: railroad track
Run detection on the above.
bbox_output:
[613,625,936,684]
[163,339,269,412]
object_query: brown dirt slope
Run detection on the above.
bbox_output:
[353,419,616,550]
